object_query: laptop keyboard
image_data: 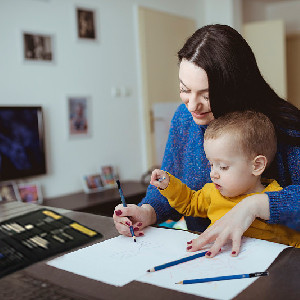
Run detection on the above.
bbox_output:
[0,271,89,300]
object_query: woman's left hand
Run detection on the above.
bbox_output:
[186,194,270,257]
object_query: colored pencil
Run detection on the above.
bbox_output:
[176,271,269,284]
[116,180,136,242]
[157,176,166,182]
[147,251,207,272]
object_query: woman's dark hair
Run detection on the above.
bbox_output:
[178,24,300,145]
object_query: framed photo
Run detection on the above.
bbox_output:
[68,96,90,137]
[17,183,43,204]
[82,173,104,193]
[0,182,20,202]
[23,32,54,62]
[101,165,116,187]
[76,7,97,40]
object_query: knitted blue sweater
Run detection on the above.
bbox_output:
[139,104,300,232]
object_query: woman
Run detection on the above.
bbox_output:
[113,24,300,257]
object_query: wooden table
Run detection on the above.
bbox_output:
[0,201,299,300]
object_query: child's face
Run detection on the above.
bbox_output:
[204,134,257,197]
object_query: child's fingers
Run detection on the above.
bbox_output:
[150,170,168,187]
[150,169,162,184]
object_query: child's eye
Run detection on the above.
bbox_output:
[220,166,229,171]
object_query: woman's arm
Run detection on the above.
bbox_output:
[186,193,270,257]
[267,185,300,230]
[113,105,184,236]
[138,105,186,224]
[187,187,300,257]
[266,136,300,228]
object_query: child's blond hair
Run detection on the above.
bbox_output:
[205,111,277,166]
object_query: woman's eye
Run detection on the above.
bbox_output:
[203,95,209,101]
[220,166,229,171]
[180,88,189,93]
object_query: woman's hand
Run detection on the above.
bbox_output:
[113,204,157,237]
[150,169,169,190]
[186,194,270,257]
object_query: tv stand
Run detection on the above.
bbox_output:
[43,181,147,217]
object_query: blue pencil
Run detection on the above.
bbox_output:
[157,176,166,182]
[176,271,269,284]
[147,251,207,272]
[116,180,136,242]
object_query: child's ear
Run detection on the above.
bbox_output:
[252,155,267,176]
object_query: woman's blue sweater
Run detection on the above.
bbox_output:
[139,104,300,232]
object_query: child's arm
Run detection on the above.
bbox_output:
[151,170,210,218]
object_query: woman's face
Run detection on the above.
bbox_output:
[179,59,214,125]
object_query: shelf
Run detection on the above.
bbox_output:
[43,181,147,217]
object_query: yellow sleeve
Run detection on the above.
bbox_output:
[159,174,211,218]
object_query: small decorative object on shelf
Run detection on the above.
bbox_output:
[0,182,20,202]
[82,173,105,194]
[101,165,117,187]
[82,166,118,194]
[17,183,43,204]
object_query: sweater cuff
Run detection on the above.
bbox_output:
[139,193,181,224]
[265,191,288,224]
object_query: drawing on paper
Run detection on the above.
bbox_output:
[109,240,162,260]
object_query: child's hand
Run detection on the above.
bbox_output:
[150,169,169,190]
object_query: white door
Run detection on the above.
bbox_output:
[152,102,180,166]
[138,7,196,168]
[243,20,287,99]
[286,34,300,109]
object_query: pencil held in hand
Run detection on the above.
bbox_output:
[158,177,166,182]
[116,180,136,242]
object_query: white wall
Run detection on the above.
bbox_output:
[243,0,300,34]
[243,0,267,23]
[204,0,242,32]
[266,0,300,34]
[0,0,205,198]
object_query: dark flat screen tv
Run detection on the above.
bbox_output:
[0,106,46,181]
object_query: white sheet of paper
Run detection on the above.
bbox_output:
[47,227,200,286]
[47,227,288,299]
[138,234,288,300]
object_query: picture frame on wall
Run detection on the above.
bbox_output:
[17,183,43,204]
[0,182,20,202]
[23,31,54,62]
[68,96,90,137]
[76,7,97,40]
